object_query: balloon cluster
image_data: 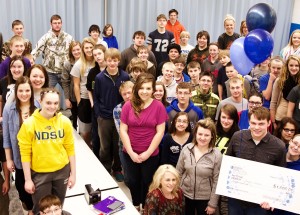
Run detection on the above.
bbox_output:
[230,3,277,76]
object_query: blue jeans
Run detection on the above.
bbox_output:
[228,198,269,215]
[48,72,66,110]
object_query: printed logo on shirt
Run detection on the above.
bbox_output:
[35,129,65,140]
[170,146,180,154]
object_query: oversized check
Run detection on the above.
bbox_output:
[216,155,300,214]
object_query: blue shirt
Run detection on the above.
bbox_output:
[259,73,271,108]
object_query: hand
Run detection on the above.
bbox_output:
[65,99,72,109]
[7,160,15,172]
[260,202,274,211]
[68,173,76,189]
[2,180,10,195]
[0,116,2,123]
[205,206,216,215]
[273,122,277,130]
[77,99,81,105]
[129,152,142,163]
[269,73,277,82]
[138,151,151,162]
[24,180,35,194]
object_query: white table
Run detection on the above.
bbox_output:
[63,188,139,215]
[66,130,118,197]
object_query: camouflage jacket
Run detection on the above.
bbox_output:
[1,38,32,61]
[31,29,74,73]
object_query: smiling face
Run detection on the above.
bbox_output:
[154,84,164,101]
[220,111,234,132]
[106,57,120,72]
[197,35,208,49]
[282,122,296,143]
[160,171,177,195]
[292,32,300,48]
[137,49,149,62]
[229,81,243,99]
[138,81,153,103]
[17,83,31,104]
[162,66,174,81]
[29,68,46,90]
[224,19,235,35]
[200,75,213,93]
[288,59,300,76]
[209,44,219,59]
[248,95,262,112]
[249,115,270,141]
[72,44,81,61]
[83,42,94,58]
[289,135,300,156]
[106,27,113,36]
[195,126,212,148]
[10,41,25,56]
[10,60,25,80]
[168,49,180,61]
[175,114,189,132]
[40,92,60,119]
[12,24,24,36]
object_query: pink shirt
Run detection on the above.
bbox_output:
[121,100,168,156]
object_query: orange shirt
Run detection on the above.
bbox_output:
[166,20,185,44]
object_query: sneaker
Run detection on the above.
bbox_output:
[113,171,124,182]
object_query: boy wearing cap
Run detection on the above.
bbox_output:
[147,14,175,66]
[156,43,181,77]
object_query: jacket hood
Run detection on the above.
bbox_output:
[169,99,195,112]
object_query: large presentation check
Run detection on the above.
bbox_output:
[216,155,300,214]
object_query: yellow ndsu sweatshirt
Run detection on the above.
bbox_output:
[18,109,75,173]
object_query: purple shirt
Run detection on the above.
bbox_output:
[0,57,31,79]
[121,100,168,156]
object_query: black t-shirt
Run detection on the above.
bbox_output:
[218,32,240,50]
[217,66,228,99]
[0,77,14,109]
[86,64,101,94]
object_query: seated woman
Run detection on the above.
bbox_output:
[160,112,193,167]
[274,117,298,148]
[143,164,184,215]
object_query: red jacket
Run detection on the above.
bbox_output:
[166,20,185,44]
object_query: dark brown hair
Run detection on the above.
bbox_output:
[193,118,216,148]
[169,112,191,134]
[27,64,49,88]
[131,73,155,115]
[8,55,27,85]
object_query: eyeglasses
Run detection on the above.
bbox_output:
[42,207,62,215]
[283,128,296,133]
[176,119,188,124]
[248,101,262,106]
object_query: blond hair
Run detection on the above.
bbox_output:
[80,37,95,76]
[148,164,180,198]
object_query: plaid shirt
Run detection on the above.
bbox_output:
[113,101,125,149]
[191,89,219,120]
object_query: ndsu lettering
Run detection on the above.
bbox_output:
[35,129,65,140]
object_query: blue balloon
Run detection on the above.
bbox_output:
[246,3,277,33]
[244,29,274,64]
[230,38,255,76]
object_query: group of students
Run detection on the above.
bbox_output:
[0,8,300,215]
